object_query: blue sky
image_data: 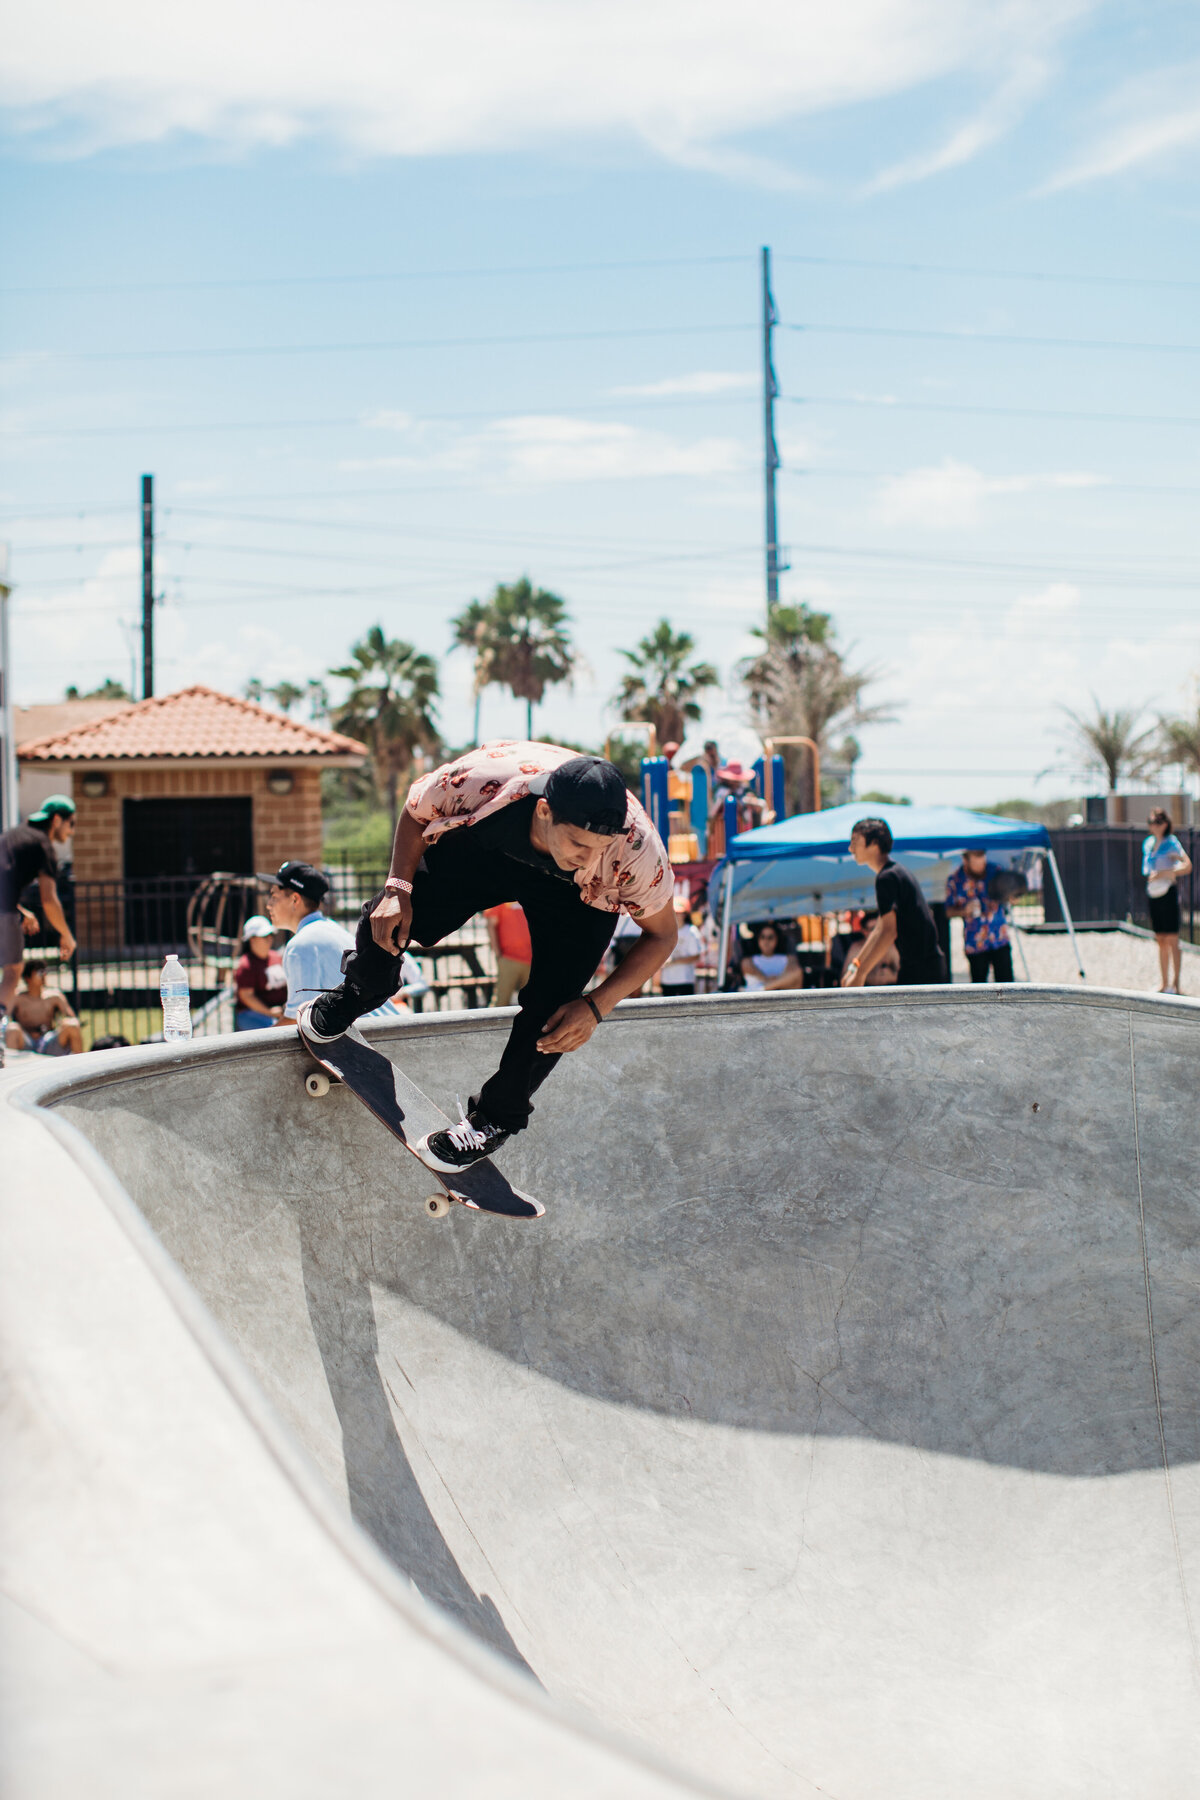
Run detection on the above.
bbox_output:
[2,0,1198,804]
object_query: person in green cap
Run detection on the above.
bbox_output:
[1,795,77,1065]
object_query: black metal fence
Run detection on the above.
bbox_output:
[1044,825,1198,942]
[17,863,494,1046]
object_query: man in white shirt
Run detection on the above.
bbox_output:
[262,861,417,1024]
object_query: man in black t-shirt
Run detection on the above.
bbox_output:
[842,817,947,988]
[1,796,77,1063]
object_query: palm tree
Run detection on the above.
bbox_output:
[451,578,576,740]
[1059,697,1157,791]
[448,597,498,746]
[243,678,304,714]
[1154,704,1200,782]
[612,619,719,746]
[329,626,440,833]
[738,604,896,811]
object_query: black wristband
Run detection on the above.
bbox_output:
[584,995,604,1025]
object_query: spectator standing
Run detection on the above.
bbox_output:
[233,914,287,1030]
[1143,808,1192,995]
[485,901,533,1007]
[0,796,77,1067]
[262,861,411,1024]
[711,762,772,837]
[5,960,82,1055]
[844,819,946,987]
[945,848,1014,983]
[659,898,703,996]
[741,921,803,991]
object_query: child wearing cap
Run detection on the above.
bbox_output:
[233,916,287,1029]
[298,741,676,1173]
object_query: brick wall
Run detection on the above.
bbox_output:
[66,763,325,882]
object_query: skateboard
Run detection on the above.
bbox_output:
[988,868,1029,903]
[297,1015,544,1221]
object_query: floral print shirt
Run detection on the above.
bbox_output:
[405,741,671,918]
[944,860,1010,953]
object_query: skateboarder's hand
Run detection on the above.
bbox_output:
[537,999,597,1054]
[369,890,411,954]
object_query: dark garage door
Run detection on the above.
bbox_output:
[123,796,254,943]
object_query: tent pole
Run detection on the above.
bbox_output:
[1044,848,1085,980]
[1012,924,1031,982]
[716,860,735,990]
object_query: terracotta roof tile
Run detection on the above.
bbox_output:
[15,698,134,747]
[17,684,367,763]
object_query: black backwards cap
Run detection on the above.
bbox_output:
[529,756,629,836]
[257,859,330,904]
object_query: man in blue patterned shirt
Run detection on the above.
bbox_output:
[945,848,1013,983]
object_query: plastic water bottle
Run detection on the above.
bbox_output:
[160,954,193,1041]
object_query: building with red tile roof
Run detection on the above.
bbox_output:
[18,685,367,892]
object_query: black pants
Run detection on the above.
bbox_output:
[968,946,1014,983]
[897,948,949,986]
[333,830,617,1133]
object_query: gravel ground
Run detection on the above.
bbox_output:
[947,917,1199,996]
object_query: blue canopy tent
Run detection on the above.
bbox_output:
[710,801,1084,984]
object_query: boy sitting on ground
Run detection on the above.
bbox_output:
[6,961,83,1055]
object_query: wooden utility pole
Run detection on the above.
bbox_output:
[141,473,154,699]
[761,247,782,618]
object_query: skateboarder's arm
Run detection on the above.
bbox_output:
[538,901,678,1053]
[841,911,896,986]
[369,806,428,951]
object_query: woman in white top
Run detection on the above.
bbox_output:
[659,898,704,996]
[740,922,803,991]
[1142,807,1192,994]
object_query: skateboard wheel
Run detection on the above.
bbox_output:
[305,1071,331,1098]
[424,1192,452,1220]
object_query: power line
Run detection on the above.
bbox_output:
[0,253,749,299]
[776,254,1200,292]
[0,322,753,366]
[785,395,1200,428]
[0,390,755,441]
[3,249,1195,298]
[11,461,1199,520]
[786,323,1200,355]
[10,389,1196,443]
[10,319,1200,367]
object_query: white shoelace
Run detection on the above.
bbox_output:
[444,1098,488,1154]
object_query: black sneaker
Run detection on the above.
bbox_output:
[416,1102,511,1173]
[304,989,360,1041]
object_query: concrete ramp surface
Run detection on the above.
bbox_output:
[4,987,1200,1798]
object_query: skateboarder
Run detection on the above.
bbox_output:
[299,742,677,1171]
[842,817,947,987]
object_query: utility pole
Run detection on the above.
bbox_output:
[141,473,154,699]
[761,246,783,618]
[0,542,16,830]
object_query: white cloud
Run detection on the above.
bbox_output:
[1045,61,1200,189]
[347,410,748,483]
[872,583,1084,770]
[865,54,1048,193]
[877,459,1106,529]
[1,0,1090,179]
[612,371,756,399]
[484,414,746,483]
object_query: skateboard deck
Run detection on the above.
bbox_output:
[298,1017,544,1221]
